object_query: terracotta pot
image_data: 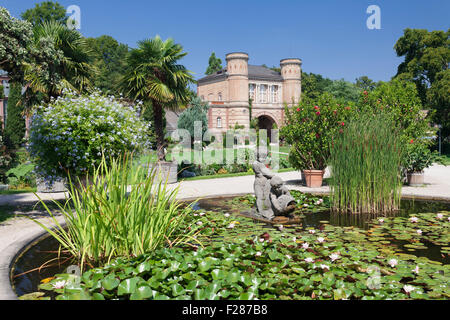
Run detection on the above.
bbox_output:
[302,169,324,188]
[407,171,424,186]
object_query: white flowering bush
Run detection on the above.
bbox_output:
[29,90,149,180]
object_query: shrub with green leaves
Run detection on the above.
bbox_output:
[6,162,35,188]
[28,90,149,181]
[329,114,404,214]
[0,132,13,183]
[404,141,442,173]
[177,96,209,146]
[281,93,354,170]
[359,79,431,145]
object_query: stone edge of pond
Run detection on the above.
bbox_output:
[2,192,450,300]
[0,227,52,300]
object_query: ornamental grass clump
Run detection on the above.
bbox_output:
[329,114,404,214]
[32,154,199,270]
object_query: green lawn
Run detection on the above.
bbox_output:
[0,187,37,195]
[138,145,289,165]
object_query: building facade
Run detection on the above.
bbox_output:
[197,52,302,135]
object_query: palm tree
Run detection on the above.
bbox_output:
[121,35,194,161]
[23,20,94,104]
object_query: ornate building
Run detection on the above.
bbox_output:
[197,52,302,135]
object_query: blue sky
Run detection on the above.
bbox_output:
[2,0,449,83]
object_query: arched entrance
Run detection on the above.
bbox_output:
[257,115,276,142]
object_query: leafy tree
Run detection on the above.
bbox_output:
[4,82,26,148]
[0,8,34,82]
[324,79,361,103]
[301,72,333,100]
[359,79,431,145]
[121,35,194,161]
[355,76,378,91]
[21,1,67,26]
[205,52,222,75]
[85,35,129,95]
[23,21,94,104]
[0,84,3,99]
[394,28,450,104]
[427,69,450,140]
[177,96,209,145]
[0,125,14,183]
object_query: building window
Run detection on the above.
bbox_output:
[218,92,222,101]
[271,85,278,103]
[217,117,222,128]
[259,84,267,103]
[200,95,205,101]
[249,84,256,100]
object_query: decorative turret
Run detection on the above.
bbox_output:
[226,52,249,106]
[280,58,302,105]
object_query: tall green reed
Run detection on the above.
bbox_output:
[32,154,199,270]
[329,114,404,214]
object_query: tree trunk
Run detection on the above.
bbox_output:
[153,101,166,161]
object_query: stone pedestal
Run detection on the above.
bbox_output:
[36,176,68,193]
[147,161,178,184]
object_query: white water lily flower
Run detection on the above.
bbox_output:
[309,229,316,234]
[329,253,340,262]
[255,251,262,257]
[317,237,325,243]
[403,285,416,293]
[259,238,265,243]
[412,266,420,274]
[196,221,203,226]
[410,217,419,223]
[52,280,67,289]
[303,204,309,207]
[388,259,398,267]
[320,264,330,271]
[199,212,206,216]
[224,213,230,218]
[378,218,384,223]
[278,225,284,231]
[285,254,292,259]
[227,223,235,229]
[416,229,422,235]
[304,257,314,263]
[436,213,443,220]
[293,237,297,242]
[302,243,309,249]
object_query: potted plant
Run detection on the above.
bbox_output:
[281,93,353,187]
[121,36,194,183]
[403,141,442,186]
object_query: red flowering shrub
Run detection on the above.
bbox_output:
[281,93,355,170]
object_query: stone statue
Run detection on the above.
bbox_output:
[252,147,297,220]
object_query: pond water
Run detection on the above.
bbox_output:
[11,196,450,297]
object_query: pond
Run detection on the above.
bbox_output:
[11,195,450,299]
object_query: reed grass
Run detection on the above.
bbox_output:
[32,154,200,270]
[329,114,404,214]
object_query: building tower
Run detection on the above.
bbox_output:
[280,58,302,106]
[226,52,250,128]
